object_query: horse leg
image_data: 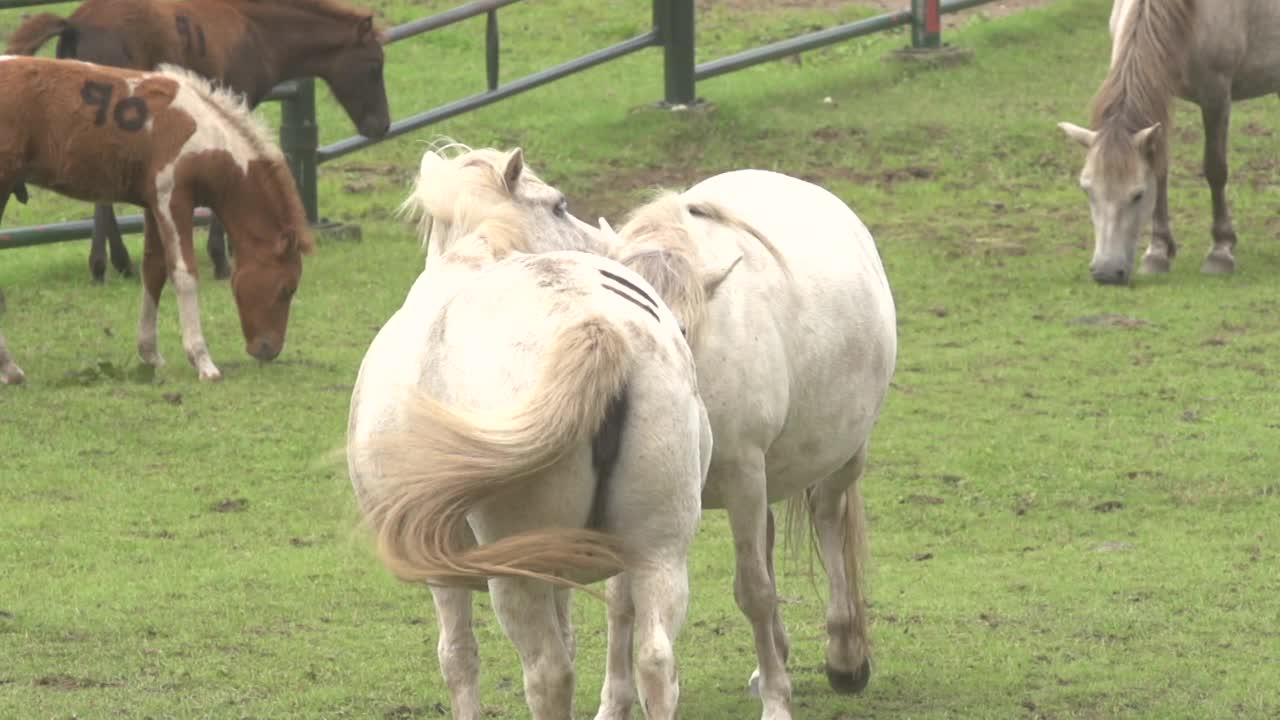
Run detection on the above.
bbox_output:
[1140,170,1177,274]
[89,204,112,283]
[158,192,221,381]
[490,577,574,720]
[721,454,793,720]
[207,217,232,281]
[809,448,873,694]
[0,291,23,384]
[137,210,168,369]
[1199,86,1237,274]
[104,205,135,278]
[747,508,790,698]
[594,574,637,720]
[431,585,482,720]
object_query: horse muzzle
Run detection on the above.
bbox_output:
[247,338,282,362]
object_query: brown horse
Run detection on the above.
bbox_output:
[7,0,388,282]
[0,56,314,384]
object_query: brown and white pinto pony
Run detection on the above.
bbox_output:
[0,56,313,385]
[7,0,388,282]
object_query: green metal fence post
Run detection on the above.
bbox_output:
[279,78,320,224]
[655,0,696,106]
[912,0,942,48]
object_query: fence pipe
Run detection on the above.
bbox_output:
[0,211,214,251]
[912,0,942,48]
[317,31,659,163]
[384,0,523,44]
[279,79,320,224]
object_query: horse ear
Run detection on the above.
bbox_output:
[701,250,743,297]
[1132,123,1161,160]
[502,148,525,193]
[1058,122,1096,149]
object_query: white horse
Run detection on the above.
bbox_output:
[346,146,713,720]
[1059,0,1280,284]
[596,169,897,720]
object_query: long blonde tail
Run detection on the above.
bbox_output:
[358,318,631,591]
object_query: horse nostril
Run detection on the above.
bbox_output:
[251,340,279,361]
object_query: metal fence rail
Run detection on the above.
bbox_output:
[0,0,999,250]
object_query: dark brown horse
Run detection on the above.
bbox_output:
[7,0,388,282]
[0,56,314,384]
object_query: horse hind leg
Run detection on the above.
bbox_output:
[431,585,482,720]
[490,577,575,720]
[807,446,873,695]
[0,290,24,385]
[91,204,133,282]
[594,574,637,720]
[748,507,790,698]
[207,217,232,281]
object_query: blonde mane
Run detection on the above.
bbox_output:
[156,64,310,243]
[399,142,555,257]
[1090,0,1196,177]
[613,193,783,344]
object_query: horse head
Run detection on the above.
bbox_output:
[229,223,313,362]
[322,15,391,139]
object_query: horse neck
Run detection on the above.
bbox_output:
[234,3,356,90]
[1092,0,1194,145]
[213,159,299,249]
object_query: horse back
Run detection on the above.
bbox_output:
[1,58,184,205]
[60,0,247,83]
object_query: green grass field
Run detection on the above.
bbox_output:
[3,0,1279,717]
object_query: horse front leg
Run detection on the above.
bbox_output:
[153,192,221,381]
[103,204,135,278]
[1199,88,1237,274]
[0,290,23,385]
[1141,169,1177,274]
[207,216,232,281]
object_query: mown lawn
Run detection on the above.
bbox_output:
[2,0,1278,717]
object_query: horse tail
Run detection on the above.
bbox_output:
[360,317,632,593]
[5,13,72,56]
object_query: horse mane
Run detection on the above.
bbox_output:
[399,142,556,257]
[1090,0,1196,175]
[613,193,783,345]
[243,0,371,22]
[157,64,311,245]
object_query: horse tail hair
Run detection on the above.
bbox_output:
[6,13,71,56]
[359,317,632,593]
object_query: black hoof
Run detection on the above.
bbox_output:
[90,266,107,284]
[826,657,871,695]
[212,264,231,281]
[115,263,136,278]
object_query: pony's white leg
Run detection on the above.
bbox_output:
[431,585,481,720]
[0,327,23,385]
[1141,170,1176,274]
[153,190,220,381]
[594,573,636,720]
[808,448,873,695]
[1198,83,1237,275]
[719,454,793,720]
[629,559,689,720]
[490,577,574,720]
[137,210,167,369]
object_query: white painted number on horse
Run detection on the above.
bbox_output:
[81,81,149,132]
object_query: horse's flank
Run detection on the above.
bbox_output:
[1090,0,1196,177]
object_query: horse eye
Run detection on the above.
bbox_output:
[279,286,296,303]
[553,198,568,217]
[1130,191,1144,205]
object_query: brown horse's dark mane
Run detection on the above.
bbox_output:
[1089,0,1196,177]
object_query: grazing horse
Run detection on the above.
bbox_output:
[7,0,389,282]
[1059,0,1280,284]
[347,146,712,720]
[0,56,313,384]
[594,170,896,720]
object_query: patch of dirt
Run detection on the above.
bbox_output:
[210,498,250,513]
[34,675,116,690]
[1071,314,1147,328]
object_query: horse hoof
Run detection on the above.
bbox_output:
[1,366,25,385]
[747,670,761,698]
[199,367,223,382]
[826,658,871,695]
[213,264,232,281]
[1139,255,1171,274]
[1201,253,1235,275]
[116,263,136,278]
